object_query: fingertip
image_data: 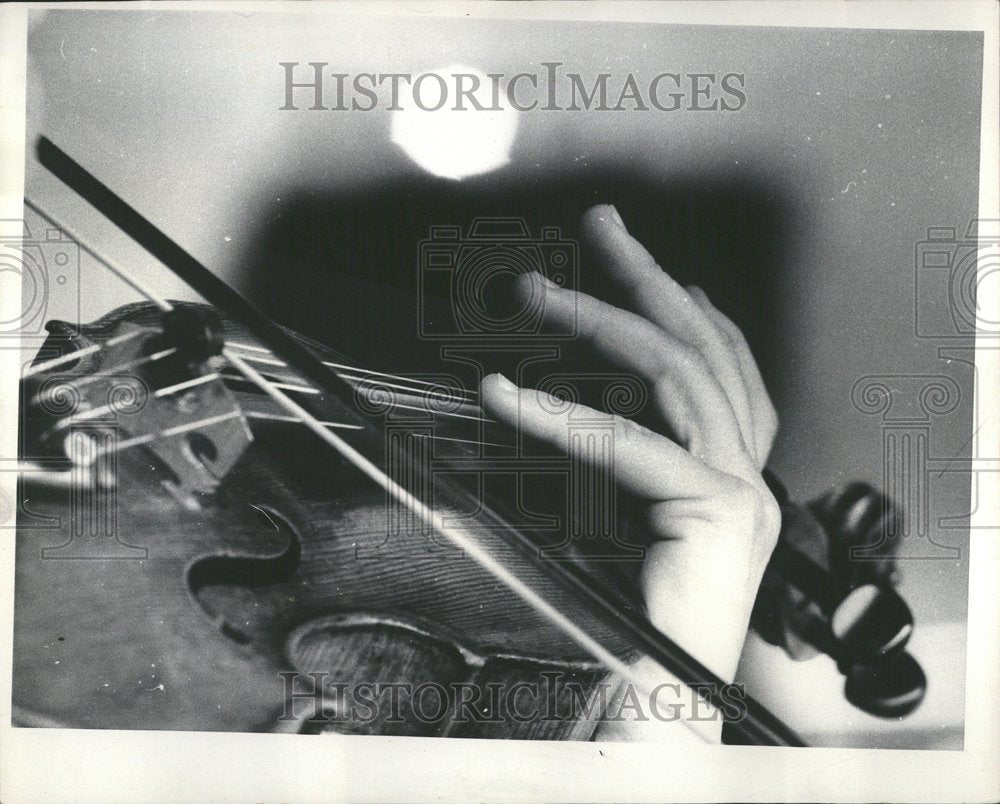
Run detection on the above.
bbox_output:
[686,284,706,303]
[482,371,518,394]
[581,204,626,235]
[479,372,518,407]
[580,205,659,278]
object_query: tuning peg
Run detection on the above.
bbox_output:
[766,542,915,663]
[844,651,927,719]
[790,590,926,719]
[830,582,913,664]
[764,543,925,719]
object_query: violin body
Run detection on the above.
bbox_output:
[13,302,640,738]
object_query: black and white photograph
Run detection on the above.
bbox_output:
[0,2,997,801]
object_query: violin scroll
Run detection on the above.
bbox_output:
[753,473,927,719]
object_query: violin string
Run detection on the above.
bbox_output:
[333,366,478,401]
[245,411,364,430]
[220,364,460,403]
[221,368,496,423]
[220,368,492,424]
[22,328,146,378]
[74,406,508,459]
[244,411,509,448]
[226,340,480,395]
[30,343,497,445]
[61,396,366,463]
[222,373,320,395]
[50,370,220,432]
[405,431,511,449]
[23,195,719,743]
[225,340,479,401]
[54,401,509,460]
[92,410,247,456]
[29,334,488,423]
[336,372,477,403]
[30,346,179,412]
[349,394,488,422]
[156,372,222,397]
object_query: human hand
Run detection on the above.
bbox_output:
[479,205,781,740]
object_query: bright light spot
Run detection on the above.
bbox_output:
[391,65,518,181]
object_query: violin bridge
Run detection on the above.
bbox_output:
[29,321,254,509]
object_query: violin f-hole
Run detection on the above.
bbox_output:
[187,505,302,645]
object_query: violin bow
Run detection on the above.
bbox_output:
[31,135,805,747]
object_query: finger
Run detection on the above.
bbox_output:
[513,273,758,481]
[480,372,726,501]
[686,285,778,466]
[579,205,756,459]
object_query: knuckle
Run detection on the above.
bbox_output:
[649,370,694,432]
[671,342,711,379]
[757,398,779,444]
[650,371,675,402]
[717,313,744,344]
[610,412,648,445]
[610,412,632,438]
[687,326,727,367]
[758,492,782,549]
[765,401,779,437]
[720,478,781,549]
[653,347,723,418]
[717,324,742,359]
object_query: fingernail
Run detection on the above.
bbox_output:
[493,373,518,393]
[609,205,626,230]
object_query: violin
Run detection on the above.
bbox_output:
[11,138,925,744]
[15,298,644,738]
